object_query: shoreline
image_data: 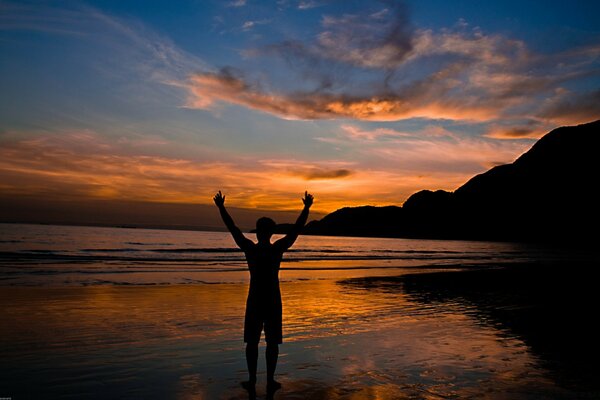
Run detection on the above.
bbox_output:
[1,257,594,287]
[5,221,594,246]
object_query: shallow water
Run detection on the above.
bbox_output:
[0,281,572,399]
[0,223,578,285]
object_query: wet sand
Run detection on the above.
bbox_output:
[1,263,599,399]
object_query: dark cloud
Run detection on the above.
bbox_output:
[186,2,600,126]
[186,65,507,121]
[485,126,544,140]
[484,119,550,139]
[539,89,600,124]
[259,40,341,91]
[496,127,539,138]
[316,1,414,69]
[250,1,414,92]
[291,168,353,180]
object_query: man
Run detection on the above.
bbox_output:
[213,190,314,393]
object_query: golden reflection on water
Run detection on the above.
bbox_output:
[1,279,562,399]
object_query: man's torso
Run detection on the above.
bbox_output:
[244,242,284,310]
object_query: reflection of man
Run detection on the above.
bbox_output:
[214,190,314,393]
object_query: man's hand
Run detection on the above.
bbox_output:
[213,190,225,207]
[302,191,314,208]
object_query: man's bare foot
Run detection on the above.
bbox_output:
[241,380,256,392]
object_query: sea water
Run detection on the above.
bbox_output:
[0,223,574,286]
[1,223,597,399]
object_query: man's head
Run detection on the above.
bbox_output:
[256,217,276,242]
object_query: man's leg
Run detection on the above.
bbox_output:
[243,307,261,388]
[245,342,259,384]
[266,342,281,390]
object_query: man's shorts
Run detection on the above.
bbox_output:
[244,306,282,344]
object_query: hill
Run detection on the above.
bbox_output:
[304,120,600,242]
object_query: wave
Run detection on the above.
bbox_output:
[79,247,243,253]
[0,249,537,265]
[0,262,507,276]
[0,248,516,262]
[80,248,354,254]
[125,241,176,246]
[150,247,242,253]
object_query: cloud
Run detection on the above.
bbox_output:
[184,3,600,127]
[484,121,549,140]
[362,136,531,173]
[185,67,338,119]
[4,1,598,129]
[291,168,353,180]
[298,1,320,10]
[0,132,225,202]
[316,2,413,69]
[258,159,355,180]
[317,124,532,174]
[185,66,504,121]
[482,88,600,139]
[336,124,455,141]
[0,128,531,212]
[241,19,270,32]
[242,21,255,30]
[409,27,531,67]
[538,89,600,125]
[228,0,247,7]
[0,131,390,211]
[339,125,411,140]
[1,2,208,85]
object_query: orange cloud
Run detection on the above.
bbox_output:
[1,129,530,214]
[484,125,547,140]
[185,68,502,122]
[538,89,600,125]
[184,7,600,128]
[320,124,532,174]
[0,131,396,212]
[339,125,411,140]
[483,89,600,139]
[289,168,353,180]
[184,37,597,124]
[410,28,530,67]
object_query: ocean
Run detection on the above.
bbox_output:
[0,223,575,286]
[1,223,597,399]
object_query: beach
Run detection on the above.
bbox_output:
[1,224,599,399]
[3,0,599,397]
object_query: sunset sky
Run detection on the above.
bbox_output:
[1,0,599,225]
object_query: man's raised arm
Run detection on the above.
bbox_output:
[213,191,252,250]
[275,191,313,250]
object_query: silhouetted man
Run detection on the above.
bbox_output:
[213,190,313,394]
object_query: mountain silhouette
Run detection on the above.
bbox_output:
[304,120,600,242]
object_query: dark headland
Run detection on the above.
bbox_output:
[304,120,600,243]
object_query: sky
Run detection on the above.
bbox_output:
[1,0,599,225]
